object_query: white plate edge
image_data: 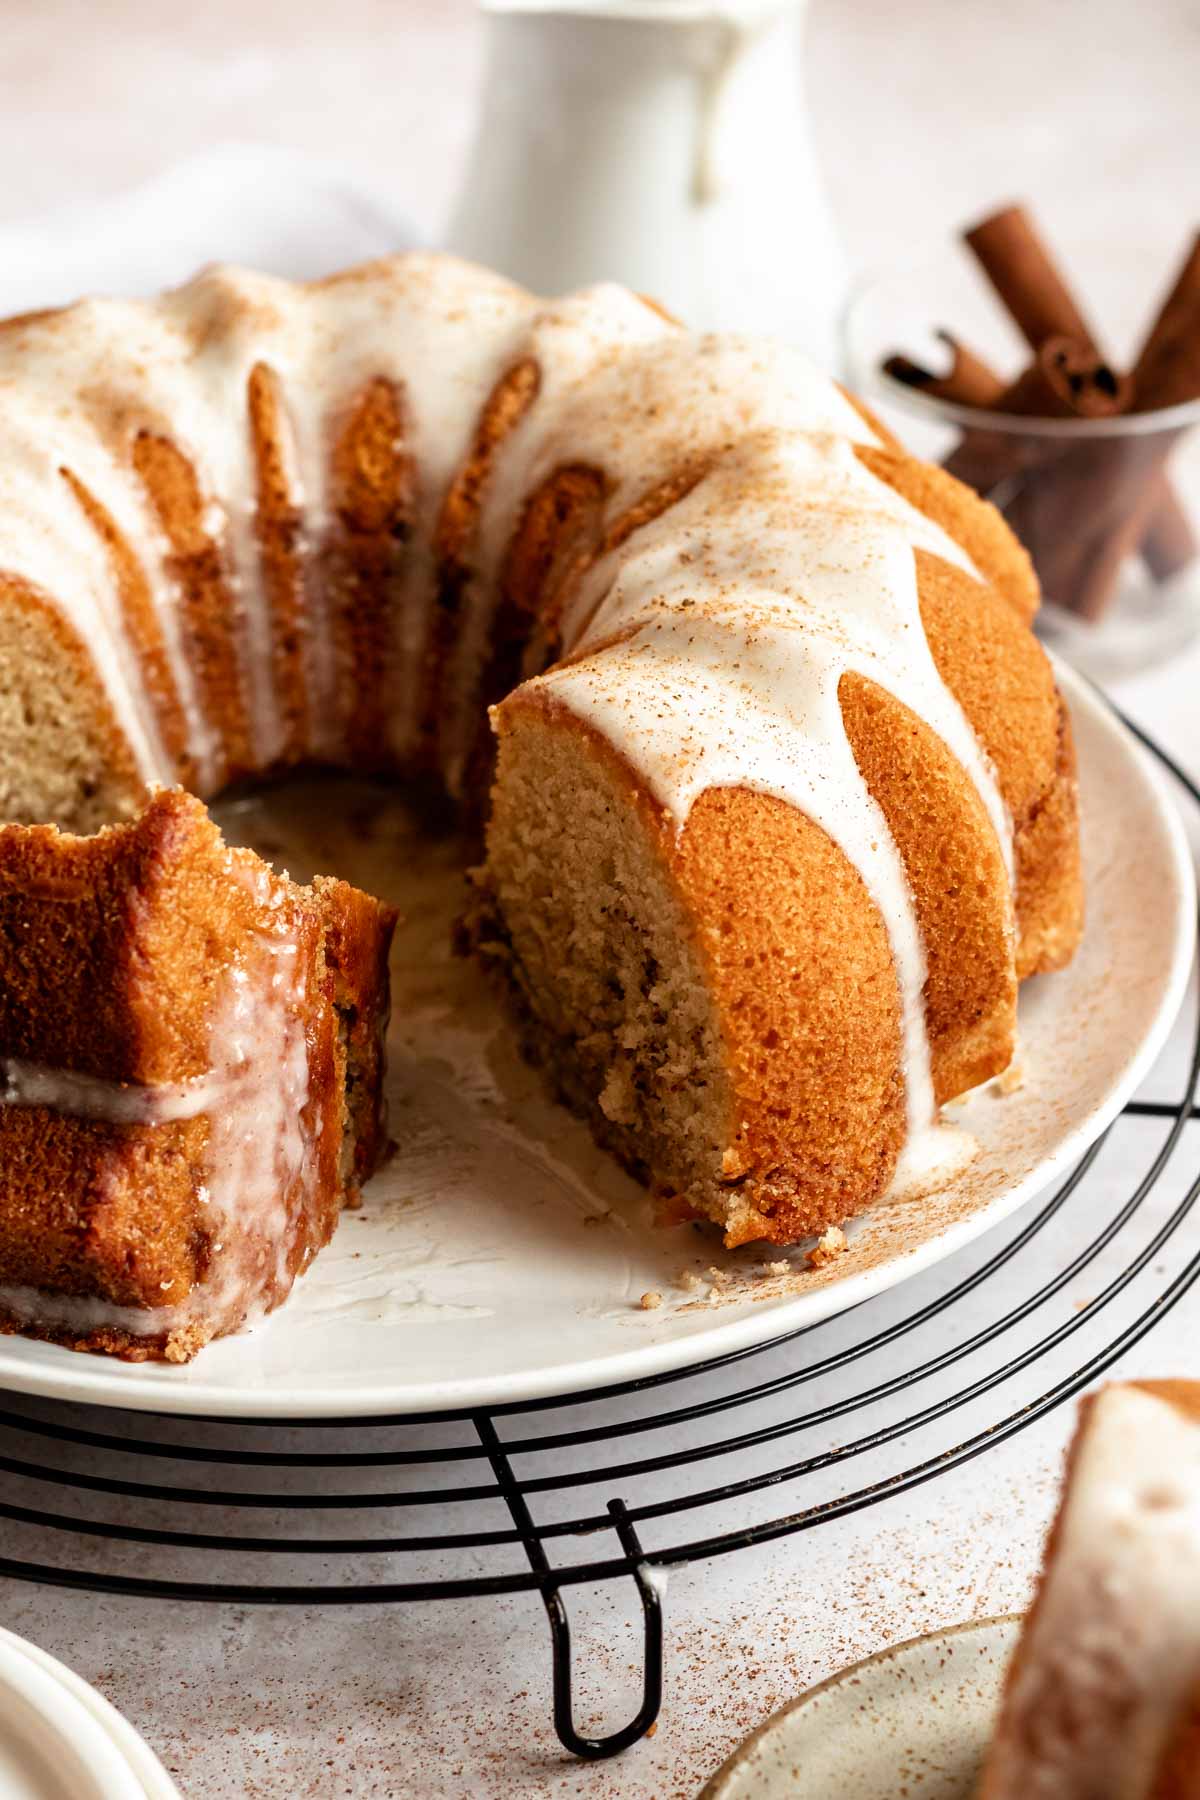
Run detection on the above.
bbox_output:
[0,1630,181,1800]
[0,1630,144,1800]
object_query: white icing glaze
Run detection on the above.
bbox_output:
[985,1385,1200,1799]
[1,1057,230,1124]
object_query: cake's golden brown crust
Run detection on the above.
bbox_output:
[839,671,1017,1102]
[1137,1391,1200,1800]
[1134,1378,1200,1421]
[132,432,253,786]
[60,468,194,785]
[914,551,1083,973]
[326,376,416,768]
[493,464,608,688]
[851,443,1081,978]
[634,294,685,328]
[451,462,612,805]
[0,1110,207,1307]
[248,361,310,765]
[0,788,253,1081]
[427,357,542,768]
[551,456,717,651]
[672,780,906,1245]
[856,444,1040,624]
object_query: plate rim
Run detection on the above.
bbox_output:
[0,1628,182,1800]
[0,660,1194,1417]
[698,1611,1023,1797]
[0,1628,144,1800]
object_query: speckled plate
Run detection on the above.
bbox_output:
[0,661,1193,1416]
[699,1615,1020,1798]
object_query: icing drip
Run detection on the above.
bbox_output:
[438,282,673,790]
[986,1386,1200,1799]
[279,256,538,763]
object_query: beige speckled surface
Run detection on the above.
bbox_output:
[0,2,1197,1794]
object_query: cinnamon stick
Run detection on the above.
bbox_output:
[942,337,1126,493]
[884,330,1007,407]
[1127,233,1200,582]
[1022,236,1200,617]
[1002,286,1199,620]
[1131,231,1200,412]
[964,205,1098,352]
[998,336,1130,418]
[964,205,1196,611]
[885,333,1023,498]
[1004,429,1180,622]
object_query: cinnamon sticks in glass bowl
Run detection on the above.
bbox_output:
[843,205,1200,677]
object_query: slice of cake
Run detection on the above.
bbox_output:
[979,1380,1200,1799]
[0,788,396,1361]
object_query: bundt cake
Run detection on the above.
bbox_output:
[0,251,1082,1358]
[980,1381,1200,1799]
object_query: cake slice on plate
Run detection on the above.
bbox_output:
[979,1380,1200,1799]
[0,788,396,1362]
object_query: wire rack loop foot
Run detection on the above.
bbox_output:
[546,1502,664,1761]
[475,1419,664,1757]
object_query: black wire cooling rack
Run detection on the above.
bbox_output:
[0,711,1197,1764]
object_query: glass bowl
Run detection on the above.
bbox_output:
[842,245,1200,683]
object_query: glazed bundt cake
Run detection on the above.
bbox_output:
[0,251,1082,1358]
[980,1382,1200,1799]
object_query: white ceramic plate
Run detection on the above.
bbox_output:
[700,1615,1020,1798]
[0,662,1192,1417]
[0,1631,181,1800]
[0,1628,169,1800]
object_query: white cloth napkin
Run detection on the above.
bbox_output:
[0,142,418,312]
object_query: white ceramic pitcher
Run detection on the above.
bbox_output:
[445,0,846,362]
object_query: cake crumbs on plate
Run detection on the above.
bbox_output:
[994,1059,1026,1095]
[677,1269,707,1293]
[639,1290,664,1310]
[765,1259,790,1277]
[807,1225,847,1269]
